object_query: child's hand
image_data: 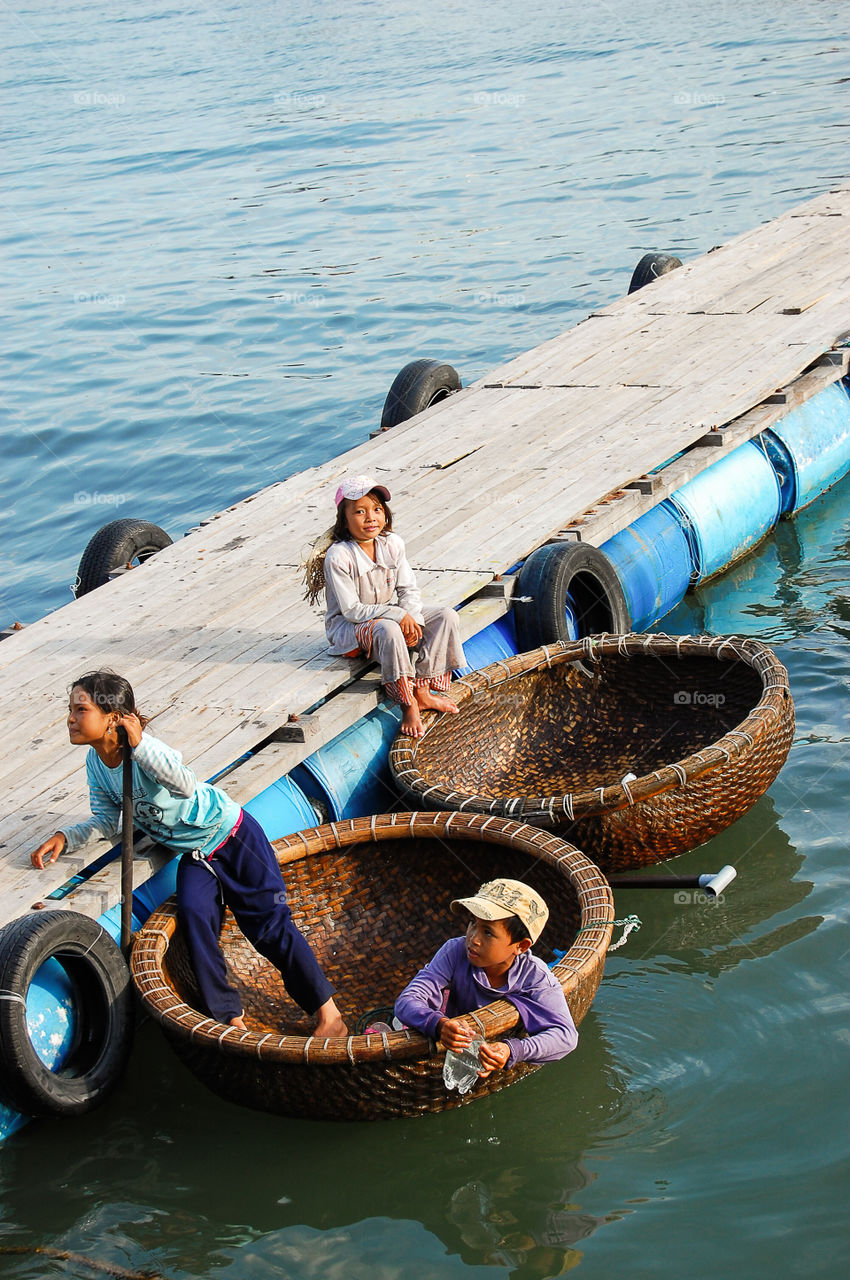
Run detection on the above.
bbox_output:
[477,1040,511,1076]
[116,713,143,748]
[399,613,423,647]
[31,833,66,869]
[437,1016,476,1053]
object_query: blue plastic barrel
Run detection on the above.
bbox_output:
[0,958,82,1142]
[668,440,781,583]
[243,772,321,840]
[760,379,850,515]
[455,612,519,676]
[0,956,80,1142]
[130,858,179,925]
[601,500,694,631]
[26,958,78,1070]
[563,597,579,641]
[290,702,401,822]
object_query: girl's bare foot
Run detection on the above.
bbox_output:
[415,687,459,716]
[400,702,425,737]
[314,998,348,1038]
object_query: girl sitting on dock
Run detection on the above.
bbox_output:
[395,878,577,1076]
[30,671,347,1037]
[304,473,465,738]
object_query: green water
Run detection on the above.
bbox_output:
[1,479,848,1279]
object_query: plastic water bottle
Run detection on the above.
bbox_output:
[443,1038,484,1094]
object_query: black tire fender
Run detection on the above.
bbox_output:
[0,911,134,1117]
[514,542,631,648]
[75,518,172,597]
[380,359,461,430]
[628,252,683,294]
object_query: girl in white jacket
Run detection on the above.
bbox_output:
[305,474,465,737]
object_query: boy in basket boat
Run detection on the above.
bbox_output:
[395,878,577,1077]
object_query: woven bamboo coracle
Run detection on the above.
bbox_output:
[131,811,613,1121]
[390,634,795,871]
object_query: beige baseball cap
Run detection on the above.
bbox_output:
[451,878,549,943]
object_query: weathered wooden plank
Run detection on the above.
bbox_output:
[563,355,850,546]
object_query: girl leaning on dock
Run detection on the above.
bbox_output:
[304,473,466,738]
[30,671,347,1037]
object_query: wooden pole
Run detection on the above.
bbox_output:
[608,874,710,888]
[608,866,737,898]
[119,727,134,954]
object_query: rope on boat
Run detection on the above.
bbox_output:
[550,913,642,966]
[608,914,642,951]
[0,1244,164,1278]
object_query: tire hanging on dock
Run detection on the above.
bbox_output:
[380,358,461,429]
[74,518,172,597]
[628,252,683,294]
[513,542,631,648]
[0,910,134,1117]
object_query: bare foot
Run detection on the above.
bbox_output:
[313,998,348,1038]
[229,1015,248,1032]
[415,687,459,716]
[400,702,425,738]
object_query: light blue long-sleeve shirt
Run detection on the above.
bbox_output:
[62,732,240,856]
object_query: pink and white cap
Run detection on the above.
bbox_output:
[334,473,392,507]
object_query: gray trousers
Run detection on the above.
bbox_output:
[355,606,465,704]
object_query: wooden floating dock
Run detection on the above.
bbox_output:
[2,183,849,930]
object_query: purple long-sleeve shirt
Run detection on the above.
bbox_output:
[394,936,578,1067]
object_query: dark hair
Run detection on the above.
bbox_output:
[502,914,531,944]
[461,909,530,944]
[70,670,148,726]
[332,491,393,543]
[303,491,396,605]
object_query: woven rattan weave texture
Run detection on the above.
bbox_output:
[390,634,794,871]
[131,811,613,1120]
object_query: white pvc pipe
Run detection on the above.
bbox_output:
[698,865,737,898]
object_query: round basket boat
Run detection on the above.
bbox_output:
[131,811,613,1122]
[389,633,795,871]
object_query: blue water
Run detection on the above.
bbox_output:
[2,1,850,1277]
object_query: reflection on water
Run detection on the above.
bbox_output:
[446,1163,604,1277]
[606,795,817,981]
[0,1013,629,1279]
[660,472,850,642]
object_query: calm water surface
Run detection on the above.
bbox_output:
[2,1,849,1277]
